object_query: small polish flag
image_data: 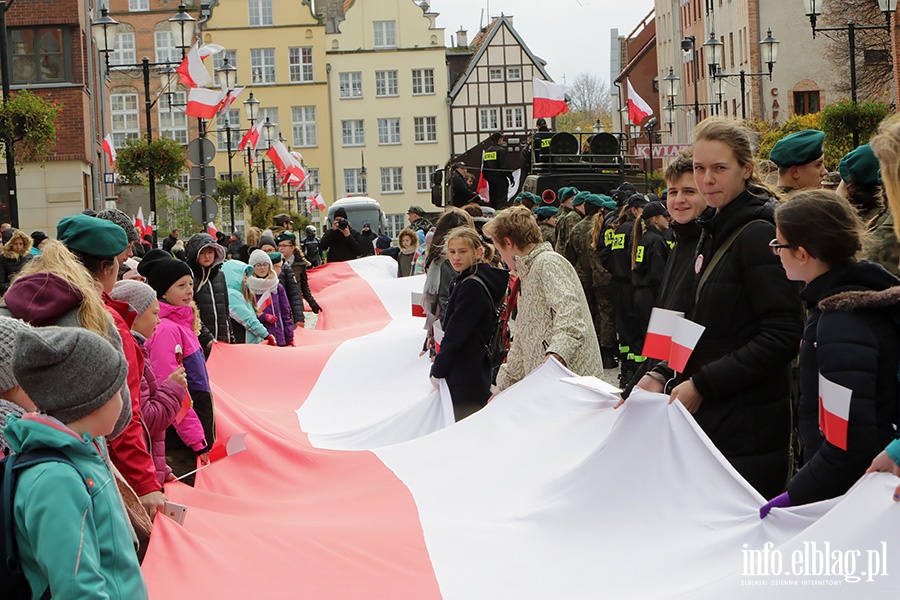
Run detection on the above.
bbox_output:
[642,308,684,361]
[174,395,192,425]
[102,134,116,167]
[176,42,214,88]
[626,78,653,126]
[532,77,569,119]
[144,223,153,238]
[668,318,705,373]
[257,289,273,313]
[134,206,145,233]
[433,320,445,353]
[310,193,326,211]
[476,168,490,203]
[208,221,218,237]
[818,373,852,451]
[239,120,264,152]
[185,87,228,119]
[208,433,248,463]
[411,292,426,318]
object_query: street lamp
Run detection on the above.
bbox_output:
[680,36,701,122]
[260,117,276,194]
[707,29,779,120]
[806,0,895,146]
[92,4,196,246]
[215,56,237,91]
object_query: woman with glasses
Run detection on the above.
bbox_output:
[639,117,803,500]
[759,190,900,517]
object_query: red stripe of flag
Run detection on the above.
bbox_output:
[818,373,851,450]
[642,308,683,361]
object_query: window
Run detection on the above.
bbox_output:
[380,167,403,194]
[110,31,136,66]
[504,107,524,130]
[249,0,273,26]
[377,118,401,145]
[794,91,820,116]
[154,30,178,64]
[129,0,149,11]
[339,72,362,98]
[304,167,320,194]
[216,109,241,151]
[412,68,435,95]
[9,27,69,84]
[257,169,276,194]
[479,108,499,131]
[416,165,438,192]
[110,93,140,147]
[341,119,365,146]
[344,168,367,196]
[414,116,437,142]
[489,67,503,81]
[291,106,317,147]
[250,48,275,84]
[507,67,521,81]
[373,21,397,48]
[288,47,313,83]
[386,214,405,238]
[160,91,189,145]
[375,70,398,97]
[212,50,238,72]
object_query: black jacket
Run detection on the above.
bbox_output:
[358,230,377,257]
[278,262,305,324]
[186,234,231,348]
[787,261,900,505]
[288,249,321,315]
[0,255,31,295]
[162,234,178,254]
[679,189,803,498]
[320,227,362,262]
[450,170,479,207]
[655,211,712,317]
[604,219,635,282]
[631,225,671,290]
[431,263,509,405]
[301,235,322,267]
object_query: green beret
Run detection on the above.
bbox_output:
[275,232,297,245]
[839,144,882,187]
[585,194,616,211]
[572,191,591,207]
[558,186,578,202]
[534,206,558,219]
[57,214,128,258]
[520,191,540,204]
[267,251,283,265]
[769,129,825,168]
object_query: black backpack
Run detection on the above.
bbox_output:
[464,274,510,370]
[2,448,91,600]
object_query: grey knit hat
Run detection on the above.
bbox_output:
[110,280,157,317]
[0,316,30,394]
[13,326,128,424]
[97,208,139,244]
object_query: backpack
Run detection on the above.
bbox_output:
[463,273,510,370]
[2,448,91,600]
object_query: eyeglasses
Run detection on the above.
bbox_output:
[768,239,793,255]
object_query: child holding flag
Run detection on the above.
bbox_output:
[760,190,900,516]
[247,250,294,347]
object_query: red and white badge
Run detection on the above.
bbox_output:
[694,254,704,274]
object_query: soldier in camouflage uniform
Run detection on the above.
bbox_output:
[566,194,618,368]
[556,191,588,258]
[837,144,900,276]
[535,206,558,246]
[553,187,579,254]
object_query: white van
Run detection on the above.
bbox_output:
[325,197,389,234]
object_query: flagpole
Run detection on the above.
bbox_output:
[141,57,159,247]
[173,462,212,482]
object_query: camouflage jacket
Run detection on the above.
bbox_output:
[566,215,612,289]
[863,207,900,276]
[554,209,583,257]
[538,222,557,247]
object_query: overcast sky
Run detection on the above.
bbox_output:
[428,0,656,88]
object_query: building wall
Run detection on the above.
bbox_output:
[327,0,448,234]
[205,0,334,226]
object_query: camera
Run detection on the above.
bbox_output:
[336,217,349,230]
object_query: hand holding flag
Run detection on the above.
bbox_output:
[174,433,248,482]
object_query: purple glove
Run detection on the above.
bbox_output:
[759,491,792,519]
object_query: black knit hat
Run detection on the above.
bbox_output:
[137,249,193,299]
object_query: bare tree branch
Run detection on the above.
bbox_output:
[820,0,893,101]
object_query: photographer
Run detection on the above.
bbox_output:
[320,207,363,262]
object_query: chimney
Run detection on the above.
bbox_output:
[457,28,468,48]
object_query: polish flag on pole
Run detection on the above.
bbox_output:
[208,433,248,462]
[102,134,116,167]
[411,292,426,318]
[176,42,214,88]
[476,153,490,202]
[532,77,569,119]
[185,88,228,119]
[239,120,264,152]
[134,206,145,233]
[198,43,225,60]
[257,289,273,313]
[433,320,445,353]
[310,193,326,211]
[668,318,705,373]
[220,86,245,113]
[818,373,852,451]
[626,78,653,126]
[642,308,684,361]
[208,221,218,237]
[267,140,306,183]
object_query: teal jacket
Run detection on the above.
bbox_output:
[887,438,900,466]
[223,260,268,344]
[4,413,148,600]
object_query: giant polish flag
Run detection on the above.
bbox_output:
[142,256,900,598]
[626,78,653,126]
[532,77,568,119]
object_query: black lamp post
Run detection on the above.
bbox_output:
[260,117,276,195]
[662,65,722,139]
[92,4,196,246]
[680,36,701,122]
[704,29,779,121]
[805,0,897,148]
[242,91,259,188]
[215,56,238,232]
